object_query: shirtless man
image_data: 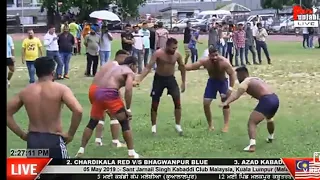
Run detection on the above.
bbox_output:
[185,47,236,132]
[76,56,140,158]
[7,56,83,158]
[94,50,129,147]
[220,66,279,152]
[136,38,186,135]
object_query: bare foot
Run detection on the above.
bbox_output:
[221,126,229,133]
[208,126,215,131]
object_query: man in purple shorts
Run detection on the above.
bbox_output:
[220,66,279,152]
[185,47,236,132]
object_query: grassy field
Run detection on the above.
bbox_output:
[7,39,320,158]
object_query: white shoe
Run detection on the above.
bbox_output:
[129,152,140,158]
[75,148,84,157]
[7,80,10,88]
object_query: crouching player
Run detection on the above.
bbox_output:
[220,66,279,152]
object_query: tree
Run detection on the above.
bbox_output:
[260,0,292,11]
[42,0,146,26]
[293,0,314,8]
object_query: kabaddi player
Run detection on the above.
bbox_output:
[220,66,279,152]
[135,38,186,136]
[76,56,140,158]
[185,47,236,132]
[94,50,129,147]
[7,57,83,158]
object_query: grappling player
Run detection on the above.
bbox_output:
[220,66,279,152]
[76,56,140,158]
[136,38,186,136]
[185,47,236,132]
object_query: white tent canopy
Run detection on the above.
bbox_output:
[219,3,251,12]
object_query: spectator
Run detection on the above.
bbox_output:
[308,27,315,48]
[318,26,320,48]
[233,23,246,66]
[208,22,219,49]
[225,24,234,66]
[132,25,144,74]
[188,27,202,63]
[139,22,151,67]
[155,22,169,49]
[220,22,228,56]
[84,27,100,77]
[76,21,83,55]
[69,19,79,54]
[149,24,157,70]
[58,26,74,79]
[121,24,134,54]
[82,21,91,39]
[302,27,310,48]
[7,34,15,87]
[245,23,257,65]
[99,25,113,66]
[255,22,271,64]
[252,22,258,41]
[183,21,192,64]
[22,29,43,83]
[44,26,63,79]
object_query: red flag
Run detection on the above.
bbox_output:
[282,158,320,180]
[7,158,52,180]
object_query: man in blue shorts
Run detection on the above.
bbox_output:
[185,47,236,132]
[220,66,279,152]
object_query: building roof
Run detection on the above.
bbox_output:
[219,3,251,12]
[159,5,198,12]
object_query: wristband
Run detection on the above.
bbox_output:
[127,109,131,113]
[229,87,233,91]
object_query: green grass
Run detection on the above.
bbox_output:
[7,40,320,158]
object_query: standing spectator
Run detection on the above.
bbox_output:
[220,22,228,56]
[183,21,192,64]
[302,27,309,48]
[76,21,83,55]
[44,26,63,79]
[255,23,271,64]
[245,23,257,65]
[99,25,113,66]
[58,26,74,79]
[155,22,169,49]
[252,22,258,41]
[22,29,43,83]
[121,24,134,54]
[82,21,91,39]
[233,23,246,66]
[208,22,219,49]
[149,24,157,70]
[188,27,202,63]
[308,27,315,48]
[225,24,234,66]
[317,26,320,48]
[84,27,100,77]
[69,19,79,54]
[132,25,144,74]
[7,34,15,87]
[139,22,151,67]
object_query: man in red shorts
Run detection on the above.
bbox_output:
[94,50,129,147]
[76,56,140,158]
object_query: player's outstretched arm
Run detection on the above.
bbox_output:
[138,50,157,83]
[176,53,186,85]
[125,73,134,110]
[7,93,27,141]
[225,60,237,89]
[185,59,205,71]
[61,85,83,138]
[223,78,250,106]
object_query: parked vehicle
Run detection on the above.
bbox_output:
[271,16,296,33]
[238,14,275,28]
[171,18,202,32]
[192,19,208,32]
[195,10,232,23]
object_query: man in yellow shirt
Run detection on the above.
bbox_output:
[22,29,43,83]
[69,19,79,54]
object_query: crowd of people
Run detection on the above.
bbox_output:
[301,27,320,48]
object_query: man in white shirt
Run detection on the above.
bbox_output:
[132,25,144,74]
[139,22,151,68]
[255,23,271,64]
[99,26,113,66]
[302,27,310,48]
[44,26,63,79]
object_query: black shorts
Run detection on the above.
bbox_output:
[7,58,14,66]
[27,132,69,159]
[150,73,180,99]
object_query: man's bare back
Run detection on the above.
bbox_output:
[239,77,274,100]
[93,62,135,89]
